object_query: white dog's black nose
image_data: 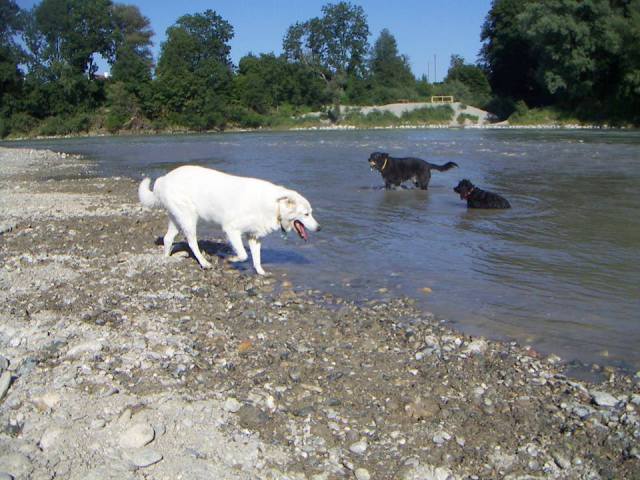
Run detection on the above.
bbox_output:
[316,225,322,232]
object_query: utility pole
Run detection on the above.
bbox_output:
[426,62,430,83]
[434,54,437,83]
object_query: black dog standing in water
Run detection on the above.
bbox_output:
[368,152,458,190]
[454,179,511,209]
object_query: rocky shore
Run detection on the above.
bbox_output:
[0,146,639,479]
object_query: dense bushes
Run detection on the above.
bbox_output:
[481,0,640,123]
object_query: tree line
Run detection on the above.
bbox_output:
[481,0,640,123]
[0,0,638,138]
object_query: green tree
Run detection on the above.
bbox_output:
[520,0,620,108]
[16,0,114,123]
[154,9,234,129]
[110,4,153,85]
[0,0,24,133]
[235,53,286,114]
[613,0,640,121]
[234,53,330,114]
[480,0,544,105]
[369,29,414,87]
[34,0,114,75]
[283,1,370,110]
[444,54,491,107]
[368,28,415,103]
[109,3,153,118]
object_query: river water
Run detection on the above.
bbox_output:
[7,129,640,371]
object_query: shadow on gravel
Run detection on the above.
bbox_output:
[154,237,311,269]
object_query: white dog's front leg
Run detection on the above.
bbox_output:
[225,229,248,263]
[248,237,265,275]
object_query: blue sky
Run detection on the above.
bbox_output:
[16,0,493,80]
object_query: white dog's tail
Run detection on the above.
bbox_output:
[138,177,160,208]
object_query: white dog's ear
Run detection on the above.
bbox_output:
[277,195,296,208]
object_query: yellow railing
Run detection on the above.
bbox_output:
[431,95,454,104]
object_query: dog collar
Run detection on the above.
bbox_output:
[380,157,388,171]
[463,188,475,200]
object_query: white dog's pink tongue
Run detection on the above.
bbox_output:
[294,220,308,241]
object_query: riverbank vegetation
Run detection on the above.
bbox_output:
[1,0,638,138]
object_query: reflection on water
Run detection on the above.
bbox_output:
[6,129,640,370]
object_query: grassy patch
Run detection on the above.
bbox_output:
[457,113,479,125]
[341,105,453,127]
[508,105,582,126]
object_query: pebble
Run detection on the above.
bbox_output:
[90,419,106,429]
[118,409,132,424]
[123,448,163,468]
[39,427,63,450]
[551,450,571,470]
[237,405,270,429]
[0,223,15,235]
[0,356,8,372]
[119,423,155,449]
[571,404,593,420]
[591,391,619,408]
[546,354,562,364]
[463,339,488,355]
[32,392,61,411]
[0,372,11,401]
[66,340,103,357]
[432,431,451,445]
[223,397,242,413]
[83,465,136,480]
[355,467,371,480]
[349,438,368,455]
[401,464,455,480]
[406,398,439,422]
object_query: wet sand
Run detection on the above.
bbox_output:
[0,146,639,479]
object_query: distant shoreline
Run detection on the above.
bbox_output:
[3,100,634,142]
[2,122,632,143]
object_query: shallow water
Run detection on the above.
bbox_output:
[7,129,640,370]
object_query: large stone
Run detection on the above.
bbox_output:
[32,392,61,411]
[463,339,488,355]
[401,464,456,480]
[432,431,451,446]
[355,468,371,480]
[349,438,368,455]
[119,423,155,449]
[223,397,242,413]
[123,448,163,468]
[0,453,33,479]
[66,340,103,357]
[39,427,64,450]
[591,391,619,408]
[80,465,136,480]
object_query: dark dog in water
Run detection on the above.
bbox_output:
[454,179,511,209]
[368,152,458,190]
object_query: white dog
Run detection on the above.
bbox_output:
[138,165,320,275]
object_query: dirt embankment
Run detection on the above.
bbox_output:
[0,146,639,480]
[340,102,495,126]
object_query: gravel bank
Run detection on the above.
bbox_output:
[0,146,639,479]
